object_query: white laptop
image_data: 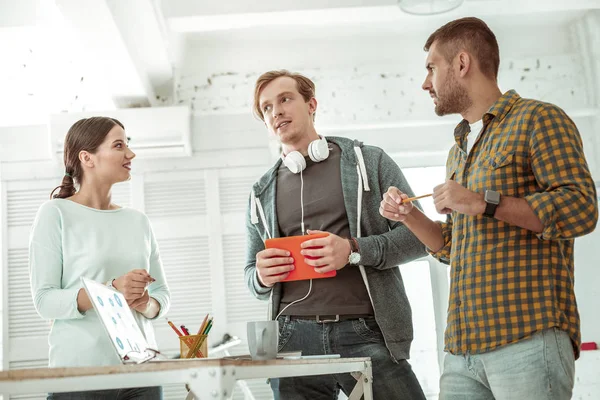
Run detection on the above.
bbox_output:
[81,277,164,364]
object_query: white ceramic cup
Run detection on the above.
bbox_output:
[247,320,279,360]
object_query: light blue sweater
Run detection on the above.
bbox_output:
[29,199,170,367]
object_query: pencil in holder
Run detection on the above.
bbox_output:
[179,334,208,359]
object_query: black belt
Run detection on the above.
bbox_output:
[285,314,373,323]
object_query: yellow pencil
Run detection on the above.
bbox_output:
[197,313,210,335]
[401,193,433,204]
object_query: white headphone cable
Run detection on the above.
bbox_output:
[275,279,313,320]
[300,168,305,235]
[275,162,312,321]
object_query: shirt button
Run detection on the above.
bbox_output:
[456,266,462,272]
[456,300,462,306]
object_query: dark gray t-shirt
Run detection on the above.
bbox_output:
[276,143,373,316]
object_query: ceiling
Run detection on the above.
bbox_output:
[0,0,599,127]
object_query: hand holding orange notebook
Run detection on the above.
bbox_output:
[265,233,336,282]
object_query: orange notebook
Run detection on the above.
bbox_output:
[265,233,337,282]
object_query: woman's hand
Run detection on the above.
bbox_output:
[113,269,154,301]
[129,290,150,313]
[129,291,160,319]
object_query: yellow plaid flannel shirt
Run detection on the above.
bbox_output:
[429,90,598,358]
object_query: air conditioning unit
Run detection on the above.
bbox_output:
[49,106,191,161]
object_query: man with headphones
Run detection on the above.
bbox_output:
[245,70,428,399]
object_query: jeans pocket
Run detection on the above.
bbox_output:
[552,328,575,385]
[276,317,294,352]
[352,318,384,343]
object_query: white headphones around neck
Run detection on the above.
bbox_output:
[282,136,330,174]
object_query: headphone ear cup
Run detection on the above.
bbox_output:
[308,137,330,162]
[282,151,306,174]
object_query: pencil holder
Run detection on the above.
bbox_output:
[179,334,208,359]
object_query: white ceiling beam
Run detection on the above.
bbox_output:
[55,0,173,107]
[165,0,600,33]
[104,0,175,103]
[55,0,150,107]
[161,0,393,18]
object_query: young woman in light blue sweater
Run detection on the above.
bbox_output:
[29,117,170,400]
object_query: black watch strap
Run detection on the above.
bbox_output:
[483,202,498,218]
[483,190,501,218]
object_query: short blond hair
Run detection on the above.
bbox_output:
[253,70,316,121]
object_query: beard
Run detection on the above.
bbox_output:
[434,69,471,116]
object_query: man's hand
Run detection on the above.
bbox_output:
[300,230,351,274]
[433,180,486,216]
[256,248,294,287]
[113,269,155,302]
[380,186,414,222]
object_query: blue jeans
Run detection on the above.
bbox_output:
[271,316,426,400]
[47,386,162,400]
[440,327,575,400]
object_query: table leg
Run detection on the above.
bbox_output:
[186,366,237,400]
[362,361,373,400]
[348,375,365,400]
[347,361,373,400]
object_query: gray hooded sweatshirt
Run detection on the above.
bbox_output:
[245,136,427,361]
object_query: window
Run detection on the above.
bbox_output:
[399,166,447,399]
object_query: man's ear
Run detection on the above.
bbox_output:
[78,150,94,168]
[457,51,471,78]
[308,97,317,116]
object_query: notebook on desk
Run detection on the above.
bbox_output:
[82,277,166,364]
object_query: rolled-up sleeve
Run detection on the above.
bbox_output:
[524,103,598,240]
[426,216,453,264]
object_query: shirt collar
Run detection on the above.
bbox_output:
[453,90,521,151]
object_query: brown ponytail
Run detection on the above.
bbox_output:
[50,117,124,199]
[50,174,77,199]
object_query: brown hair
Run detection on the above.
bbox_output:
[424,17,500,80]
[253,70,316,121]
[51,117,124,199]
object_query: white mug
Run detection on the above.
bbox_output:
[247,320,279,360]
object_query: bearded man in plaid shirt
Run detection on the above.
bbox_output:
[380,17,598,400]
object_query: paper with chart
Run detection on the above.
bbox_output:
[81,277,153,363]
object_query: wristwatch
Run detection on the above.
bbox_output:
[483,190,501,218]
[347,238,361,265]
[106,278,117,291]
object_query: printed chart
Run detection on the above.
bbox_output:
[82,278,152,363]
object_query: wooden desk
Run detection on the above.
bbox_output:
[0,357,373,400]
